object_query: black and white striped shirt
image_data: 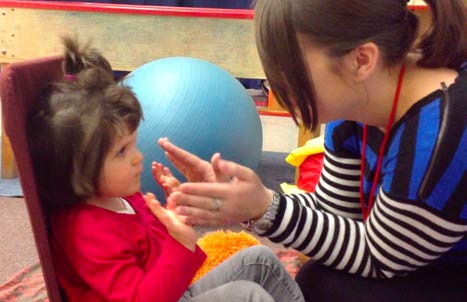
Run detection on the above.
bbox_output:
[260,68,467,279]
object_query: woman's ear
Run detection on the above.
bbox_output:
[345,42,379,82]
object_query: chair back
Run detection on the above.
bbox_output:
[0,56,64,302]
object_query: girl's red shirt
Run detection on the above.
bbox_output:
[50,192,206,302]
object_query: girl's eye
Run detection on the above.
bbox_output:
[117,147,126,157]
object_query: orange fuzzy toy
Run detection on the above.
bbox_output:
[191,230,260,284]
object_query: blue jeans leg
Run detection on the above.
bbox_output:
[181,245,305,302]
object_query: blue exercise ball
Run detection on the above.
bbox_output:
[123,57,263,202]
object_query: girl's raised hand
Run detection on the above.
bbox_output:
[143,193,198,252]
[152,161,181,197]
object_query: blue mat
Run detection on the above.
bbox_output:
[0,177,22,197]
[0,151,294,197]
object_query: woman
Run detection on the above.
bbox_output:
[158,0,466,300]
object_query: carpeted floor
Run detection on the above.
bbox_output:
[0,197,39,284]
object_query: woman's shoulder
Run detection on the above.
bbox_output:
[394,66,466,133]
[388,65,466,162]
[383,67,466,217]
[324,120,362,156]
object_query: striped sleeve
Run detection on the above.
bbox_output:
[260,150,467,279]
[367,191,466,277]
[313,148,363,220]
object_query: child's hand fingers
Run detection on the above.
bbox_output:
[152,162,163,174]
[144,193,182,227]
[163,166,174,178]
[151,163,162,181]
[143,193,171,224]
[143,193,161,212]
[152,162,175,184]
[152,163,171,195]
[144,193,197,251]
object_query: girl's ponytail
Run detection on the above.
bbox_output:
[417,0,466,68]
[61,36,115,90]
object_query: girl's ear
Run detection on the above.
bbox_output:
[345,42,379,82]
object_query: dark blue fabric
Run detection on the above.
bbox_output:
[323,69,467,263]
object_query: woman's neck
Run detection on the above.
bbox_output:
[356,61,457,129]
[396,63,457,121]
[354,63,404,128]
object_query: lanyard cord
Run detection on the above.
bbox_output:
[360,64,406,220]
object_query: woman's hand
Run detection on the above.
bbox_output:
[144,193,198,252]
[158,138,219,183]
[152,161,180,197]
[167,156,273,227]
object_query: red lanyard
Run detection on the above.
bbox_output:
[360,65,406,220]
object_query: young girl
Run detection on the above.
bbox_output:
[156,0,466,301]
[27,37,304,302]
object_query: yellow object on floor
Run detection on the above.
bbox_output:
[280,183,306,194]
[192,230,260,284]
[285,136,324,167]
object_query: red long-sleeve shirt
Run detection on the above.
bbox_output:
[50,192,206,302]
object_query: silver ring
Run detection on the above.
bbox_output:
[212,198,222,211]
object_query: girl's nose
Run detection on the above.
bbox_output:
[132,150,143,165]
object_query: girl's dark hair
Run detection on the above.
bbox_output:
[254,0,466,130]
[28,37,143,211]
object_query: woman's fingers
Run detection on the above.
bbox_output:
[168,190,235,226]
[146,192,224,227]
[175,205,231,226]
[169,191,224,210]
[167,157,271,225]
[211,153,230,182]
[159,138,216,182]
[165,152,188,175]
[159,138,201,168]
[216,158,256,181]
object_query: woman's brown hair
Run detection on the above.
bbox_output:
[28,37,143,211]
[254,0,466,130]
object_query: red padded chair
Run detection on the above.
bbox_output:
[0,56,64,302]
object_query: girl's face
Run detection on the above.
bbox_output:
[96,129,143,198]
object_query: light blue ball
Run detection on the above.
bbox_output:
[123,57,263,202]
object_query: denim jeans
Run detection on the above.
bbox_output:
[179,245,305,302]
